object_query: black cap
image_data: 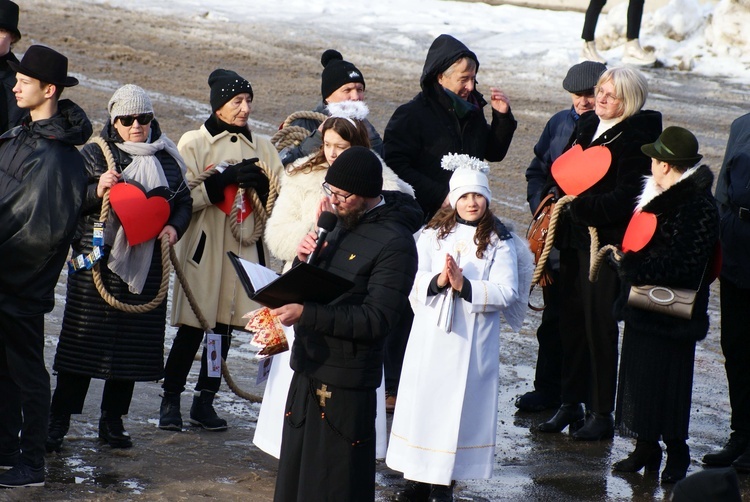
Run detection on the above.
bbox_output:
[325,146,382,198]
[8,45,78,87]
[0,0,20,41]
[320,49,365,101]
[208,69,253,112]
[562,61,607,94]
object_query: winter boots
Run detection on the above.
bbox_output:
[45,413,71,453]
[189,390,228,431]
[98,411,132,448]
[581,41,606,64]
[622,39,657,66]
[158,391,182,431]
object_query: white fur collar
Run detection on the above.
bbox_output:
[636,165,699,210]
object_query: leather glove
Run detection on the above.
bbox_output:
[220,162,239,186]
[236,158,270,204]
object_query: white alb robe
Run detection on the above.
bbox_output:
[386,223,523,485]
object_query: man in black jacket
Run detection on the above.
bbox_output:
[384,33,517,222]
[0,0,22,133]
[271,146,421,502]
[0,45,90,488]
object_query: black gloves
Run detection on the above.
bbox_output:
[607,248,624,270]
[234,157,270,205]
[220,162,239,186]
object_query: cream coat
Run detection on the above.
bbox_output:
[170,125,284,328]
[264,153,414,264]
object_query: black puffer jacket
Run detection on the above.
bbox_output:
[53,120,192,381]
[290,191,422,389]
[0,51,23,133]
[559,109,662,249]
[384,34,517,221]
[0,99,91,316]
[614,165,719,341]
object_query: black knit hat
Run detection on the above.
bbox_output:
[320,49,365,101]
[641,126,703,167]
[208,69,253,112]
[562,61,607,94]
[0,0,20,41]
[325,146,382,198]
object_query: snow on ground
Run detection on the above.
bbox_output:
[81,0,749,82]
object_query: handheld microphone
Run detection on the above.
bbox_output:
[307,211,337,265]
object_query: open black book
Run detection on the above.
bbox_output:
[227,252,354,309]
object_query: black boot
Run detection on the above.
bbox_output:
[392,479,430,502]
[45,413,71,453]
[98,411,133,448]
[158,391,182,431]
[613,440,662,472]
[515,390,561,412]
[702,432,749,467]
[537,403,585,433]
[661,440,690,484]
[189,390,228,431]
[427,482,453,502]
[732,443,750,473]
[572,411,614,441]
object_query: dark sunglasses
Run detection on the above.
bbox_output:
[117,113,154,127]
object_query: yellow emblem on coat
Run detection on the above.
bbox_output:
[349,254,356,260]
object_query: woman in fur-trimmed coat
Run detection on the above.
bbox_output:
[611,127,719,484]
[254,113,414,460]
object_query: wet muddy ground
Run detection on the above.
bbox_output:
[3,1,750,500]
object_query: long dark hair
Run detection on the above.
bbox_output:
[287,117,370,175]
[426,202,497,258]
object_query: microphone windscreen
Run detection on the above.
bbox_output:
[317,211,337,232]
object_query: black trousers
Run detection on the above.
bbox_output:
[0,311,49,468]
[162,323,231,394]
[582,0,645,41]
[50,371,135,417]
[532,273,563,398]
[275,372,377,502]
[719,279,750,435]
[558,248,620,414]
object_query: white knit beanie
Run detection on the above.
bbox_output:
[108,84,153,124]
[442,154,492,207]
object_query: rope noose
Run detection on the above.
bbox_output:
[270,111,328,152]
[530,193,613,287]
[90,136,172,314]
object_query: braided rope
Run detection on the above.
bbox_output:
[269,110,328,152]
[90,136,172,314]
[530,193,610,286]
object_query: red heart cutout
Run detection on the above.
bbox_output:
[622,210,657,253]
[551,144,612,196]
[207,166,251,223]
[109,181,171,246]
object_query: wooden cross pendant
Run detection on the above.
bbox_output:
[316,384,332,407]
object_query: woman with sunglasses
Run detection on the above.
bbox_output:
[46,84,192,451]
[254,100,413,460]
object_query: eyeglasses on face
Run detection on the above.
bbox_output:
[595,87,621,104]
[321,182,354,202]
[117,113,154,127]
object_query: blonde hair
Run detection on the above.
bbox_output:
[441,56,477,78]
[597,66,648,120]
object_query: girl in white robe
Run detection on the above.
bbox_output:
[386,155,531,501]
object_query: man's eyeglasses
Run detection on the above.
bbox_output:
[595,88,620,104]
[117,113,154,127]
[322,182,354,202]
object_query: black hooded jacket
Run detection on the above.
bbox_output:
[0,99,92,315]
[383,34,517,221]
[290,190,422,389]
[0,51,23,133]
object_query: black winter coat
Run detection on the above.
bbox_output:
[560,109,662,249]
[384,34,517,221]
[0,52,23,134]
[615,165,719,341]
[715,112,750,288]
[0,99,91,316]
[290,191,422,389]
[53,121,192,381]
